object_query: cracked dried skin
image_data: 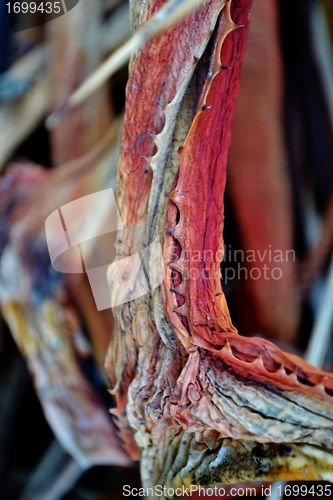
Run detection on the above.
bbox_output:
[106,0,333,492]
[155,437,333,489]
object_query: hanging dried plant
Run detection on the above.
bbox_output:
[104,0,333,493]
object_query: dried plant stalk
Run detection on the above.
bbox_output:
[105,0,333,494]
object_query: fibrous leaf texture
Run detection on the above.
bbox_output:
[105,0,333,495]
